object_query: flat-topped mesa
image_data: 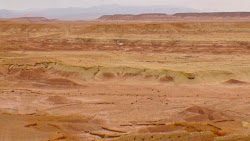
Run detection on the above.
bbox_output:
[9,17,58,23]
[174,12,250,17]
[98,13,174,21]
[98,14,134,21]
[97,12,250,21]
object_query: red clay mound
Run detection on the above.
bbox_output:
[95,72,117,80]
[179,106,230,122]
[43,78,80,86]
[222,79,248,85]
[19,68,47,80]
[7,67,47,80]
[32,78,82,89]
[159,75,174,82]
[101,72,116,80]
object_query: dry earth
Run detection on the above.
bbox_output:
[0,19,249,141]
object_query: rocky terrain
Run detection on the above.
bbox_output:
[0,17,249,141]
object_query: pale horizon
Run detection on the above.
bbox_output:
[0,0,249,12]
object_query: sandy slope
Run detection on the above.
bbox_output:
[0,21,249,140]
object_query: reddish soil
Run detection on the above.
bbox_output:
[0,18,249,140]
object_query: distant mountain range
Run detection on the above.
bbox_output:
[0,5,199,20]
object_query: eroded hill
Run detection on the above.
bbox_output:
[0,20,249,141]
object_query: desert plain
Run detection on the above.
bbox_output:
[0,15,250,141]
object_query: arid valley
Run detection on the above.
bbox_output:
[0,13,250,141]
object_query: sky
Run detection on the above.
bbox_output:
[0,0,249,11]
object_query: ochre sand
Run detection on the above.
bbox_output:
[0,21,249,141]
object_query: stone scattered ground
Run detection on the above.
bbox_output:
[0,20,249,141]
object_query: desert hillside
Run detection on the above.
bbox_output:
[1,22,249,54]
[0,18,249,140]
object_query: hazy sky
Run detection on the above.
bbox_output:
[0,0,249,11]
